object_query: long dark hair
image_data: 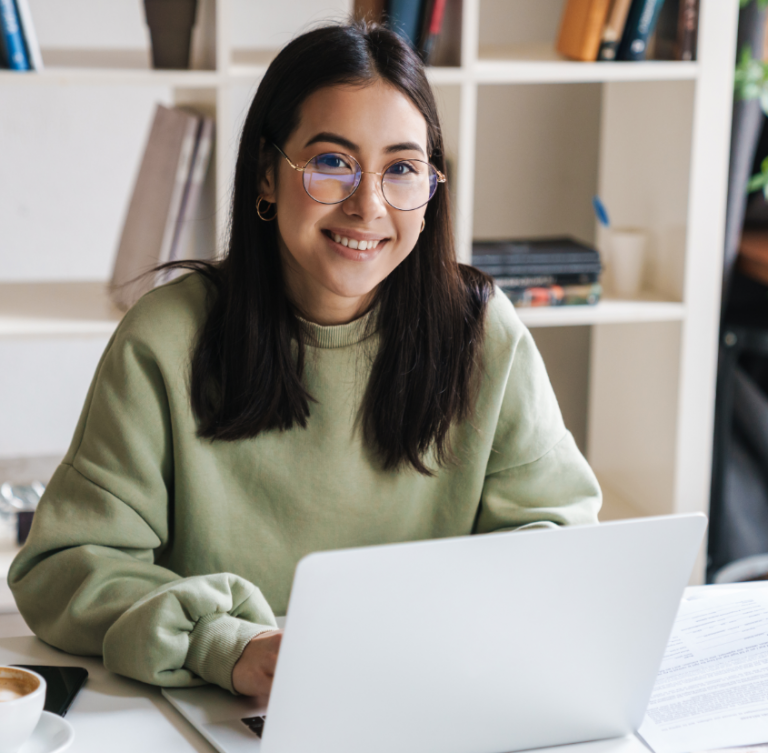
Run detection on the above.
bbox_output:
[174,22,493,475]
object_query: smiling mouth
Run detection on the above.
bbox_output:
[322,230,388,252]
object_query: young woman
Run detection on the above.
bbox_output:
[9,22,600,698]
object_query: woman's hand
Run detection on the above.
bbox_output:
[232,630,283,698]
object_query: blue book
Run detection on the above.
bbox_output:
[616,0,667,61]
[0,0,29,70]
[387,0,424,49]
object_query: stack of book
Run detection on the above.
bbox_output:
[0,0,41,71]
[110,104,215,311]
[355,0,448,64]
[556,0,698,63]
[472,237,602,308]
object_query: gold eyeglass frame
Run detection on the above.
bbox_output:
[271,143,446,211]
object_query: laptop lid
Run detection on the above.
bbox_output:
[260,514,706,753]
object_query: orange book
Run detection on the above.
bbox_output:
[556,0,615,62]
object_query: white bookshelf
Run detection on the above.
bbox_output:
[0,0,739,585]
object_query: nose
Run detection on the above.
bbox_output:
[342,171,388,222]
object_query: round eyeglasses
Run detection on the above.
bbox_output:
[272,143,446,211]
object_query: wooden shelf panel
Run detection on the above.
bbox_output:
[476,44,699,84]
[0,48,221,87]
[228,48,466,85]
[515,298,685,328]
[0,283,123,338]
[0,283,685,337]
[0,43,697,88]
[0,68,221,88]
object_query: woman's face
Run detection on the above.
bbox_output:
[260,81,430,324]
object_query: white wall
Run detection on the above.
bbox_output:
[0,337,109,459]
[0,85,170,281]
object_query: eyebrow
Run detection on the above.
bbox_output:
[304,132,426,157]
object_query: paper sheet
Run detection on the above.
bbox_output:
[638,589,768,753]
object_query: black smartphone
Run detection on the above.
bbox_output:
[12,665,88,717]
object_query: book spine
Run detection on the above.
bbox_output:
[167,116,215,270]
[491,272,600,288]
[386,0,424,48]
[419,0,446,64]
[597,0,635,60]
[14,0,42,70]
[504,283,602,308]
[0,18,9,67]
[154,115,200,281]
[556,0,615,62]
[677,0,698,61]
[0,0,29,70]
[354,0,385,23]
[616,0,666,61]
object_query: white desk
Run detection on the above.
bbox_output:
[0,625,651,753]
[3,584,768,752]
[9,584,767,753]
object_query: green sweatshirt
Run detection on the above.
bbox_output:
[9,272,600,694]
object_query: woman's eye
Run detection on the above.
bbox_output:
[315,154,353,171]
[387,161,418,176]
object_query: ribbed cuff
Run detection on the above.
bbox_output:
[185,613,276,693]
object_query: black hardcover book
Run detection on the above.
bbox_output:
[490,271,600,289]
[472,236,601,271]
[616,0,666,62]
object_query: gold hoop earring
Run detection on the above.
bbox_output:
[420,218,426,233]
[256,195,277,222]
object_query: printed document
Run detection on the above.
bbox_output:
[638,588,768,753]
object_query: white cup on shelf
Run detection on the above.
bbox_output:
[608,228,647,298]
[0,666,47,753]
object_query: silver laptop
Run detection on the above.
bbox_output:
[163,514,707,753]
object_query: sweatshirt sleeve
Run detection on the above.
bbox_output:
[8,285,277,693]
[475,294,602,533]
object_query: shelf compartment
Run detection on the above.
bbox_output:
[515,297,685,328]
[476,44,699,84]
[0,283,122,338]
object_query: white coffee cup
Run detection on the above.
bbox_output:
[0,666,46,753]
[609,228,647,298]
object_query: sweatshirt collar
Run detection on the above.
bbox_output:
[297,306,378,349]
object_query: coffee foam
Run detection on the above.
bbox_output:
[0,667,39,701]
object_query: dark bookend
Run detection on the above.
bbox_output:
[354,0,385,23]
[418,0,447,64]
[110,105,201,311]
[0,0,29,70]
[616,0,667,61]
[386,0,427,49]
[556,0,614,62]
[597,0,633,60]
[14,0,42,70]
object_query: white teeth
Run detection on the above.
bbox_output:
[330,233,382,250]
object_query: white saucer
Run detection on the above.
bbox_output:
[18,711,75,753]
